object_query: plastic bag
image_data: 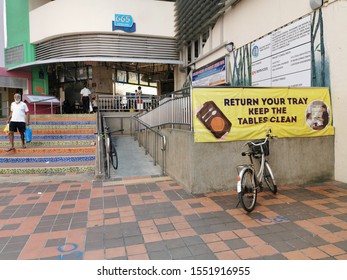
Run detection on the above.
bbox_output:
[89,102,93,113]
[3,123,9,135]
[25,126,32,143]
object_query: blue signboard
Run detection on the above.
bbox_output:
[112,14,136,33]
[192,57,227,86]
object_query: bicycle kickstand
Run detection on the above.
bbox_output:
[235,199,240,208]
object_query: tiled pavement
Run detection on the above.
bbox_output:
[0,173,347,260]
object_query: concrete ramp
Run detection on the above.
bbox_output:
[109,135,162,179]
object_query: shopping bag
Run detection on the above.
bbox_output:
[25,126,32,143]
[89,102,93,113]
[3,123,9,135]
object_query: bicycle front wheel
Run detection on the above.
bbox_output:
[238,168,257,212]
[110,141,118,170]
[264,161,277,194]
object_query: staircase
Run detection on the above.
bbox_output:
[0,114,97,174]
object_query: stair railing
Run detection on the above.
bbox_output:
[138,87,191,129]
[95,111,104,177]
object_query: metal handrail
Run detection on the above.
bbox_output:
[95,111,103,177]
[131,116,167,175]
[139,94,191,129]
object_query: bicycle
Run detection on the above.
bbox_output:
[236,129,277,212]
[95,127,124,178]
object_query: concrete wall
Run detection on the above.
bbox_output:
[162,129,334,194]
[323,1,347,182]
[29,0,175,43]
[102,112,137,134]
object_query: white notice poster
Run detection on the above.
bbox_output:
[251,15,311,87]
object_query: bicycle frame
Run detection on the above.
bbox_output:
[236,129,277,212]
[237,137,269,192]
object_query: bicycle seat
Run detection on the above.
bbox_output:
[241,151,253,157]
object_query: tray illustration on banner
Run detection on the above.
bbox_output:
[196,101,232,139]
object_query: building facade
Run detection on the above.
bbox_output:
[174,0,347,184]
[2,0,179,114]
[3,0,347,185]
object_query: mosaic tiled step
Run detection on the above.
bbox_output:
[0,140,94,147]
[23,128,95,135]
[28,124,96,130]
[0,155,95,164]
[0,165,95,174]
[0,134,95,141]
[31,113,95,118]
[1,121,96,126]
[0,146,95,155]
[0,114,96,122]
[0,155,95,173]
[0,154,95,173]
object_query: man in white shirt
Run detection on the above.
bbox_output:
[7,93,30,151]
[80,83,91,113]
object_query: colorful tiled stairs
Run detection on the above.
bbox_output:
[0,114,97,174]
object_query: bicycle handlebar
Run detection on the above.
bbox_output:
[241,128,276,152]
[248,137,269,147]
[94,129,124,136]
[105,129,124,135]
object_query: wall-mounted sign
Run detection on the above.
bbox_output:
[192,87,334,142]
[251,15,311,87]
[192,57,227,87]
[112,14,136,33]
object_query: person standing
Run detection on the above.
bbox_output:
[80,83,91,113]
[7,93,30,151]
[136,86,143,111]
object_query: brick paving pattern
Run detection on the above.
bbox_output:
[0,175,347,260]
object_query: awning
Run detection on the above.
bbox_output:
[8,56,183,71]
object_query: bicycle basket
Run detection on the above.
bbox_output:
[248,139,269,158]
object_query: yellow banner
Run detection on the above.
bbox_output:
[192,87,334,142]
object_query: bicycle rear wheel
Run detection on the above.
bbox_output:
[110,141,118,170]
[238,168,257,212]
[264,161,277,194]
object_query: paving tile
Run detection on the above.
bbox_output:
[124,235,144,246]
[105,247,126,259]
[126,244,146,256]
[182,236,203,246]
[104,238,124,249]
[148,250,172,260]
[45,238,66,248]
[282,250,311,260]
[207,241,229,253]
[234,247,260,259]
[145,241,166,252]
[224,239,250,250]
[318,244,346,256]
[215,250,240,260]
[188,243,212,256]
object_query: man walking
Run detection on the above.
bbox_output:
[7,93,30,151]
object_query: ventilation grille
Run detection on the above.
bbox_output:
[5,45,24,65]
[0,76,27,88]
[35,33,178,61]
